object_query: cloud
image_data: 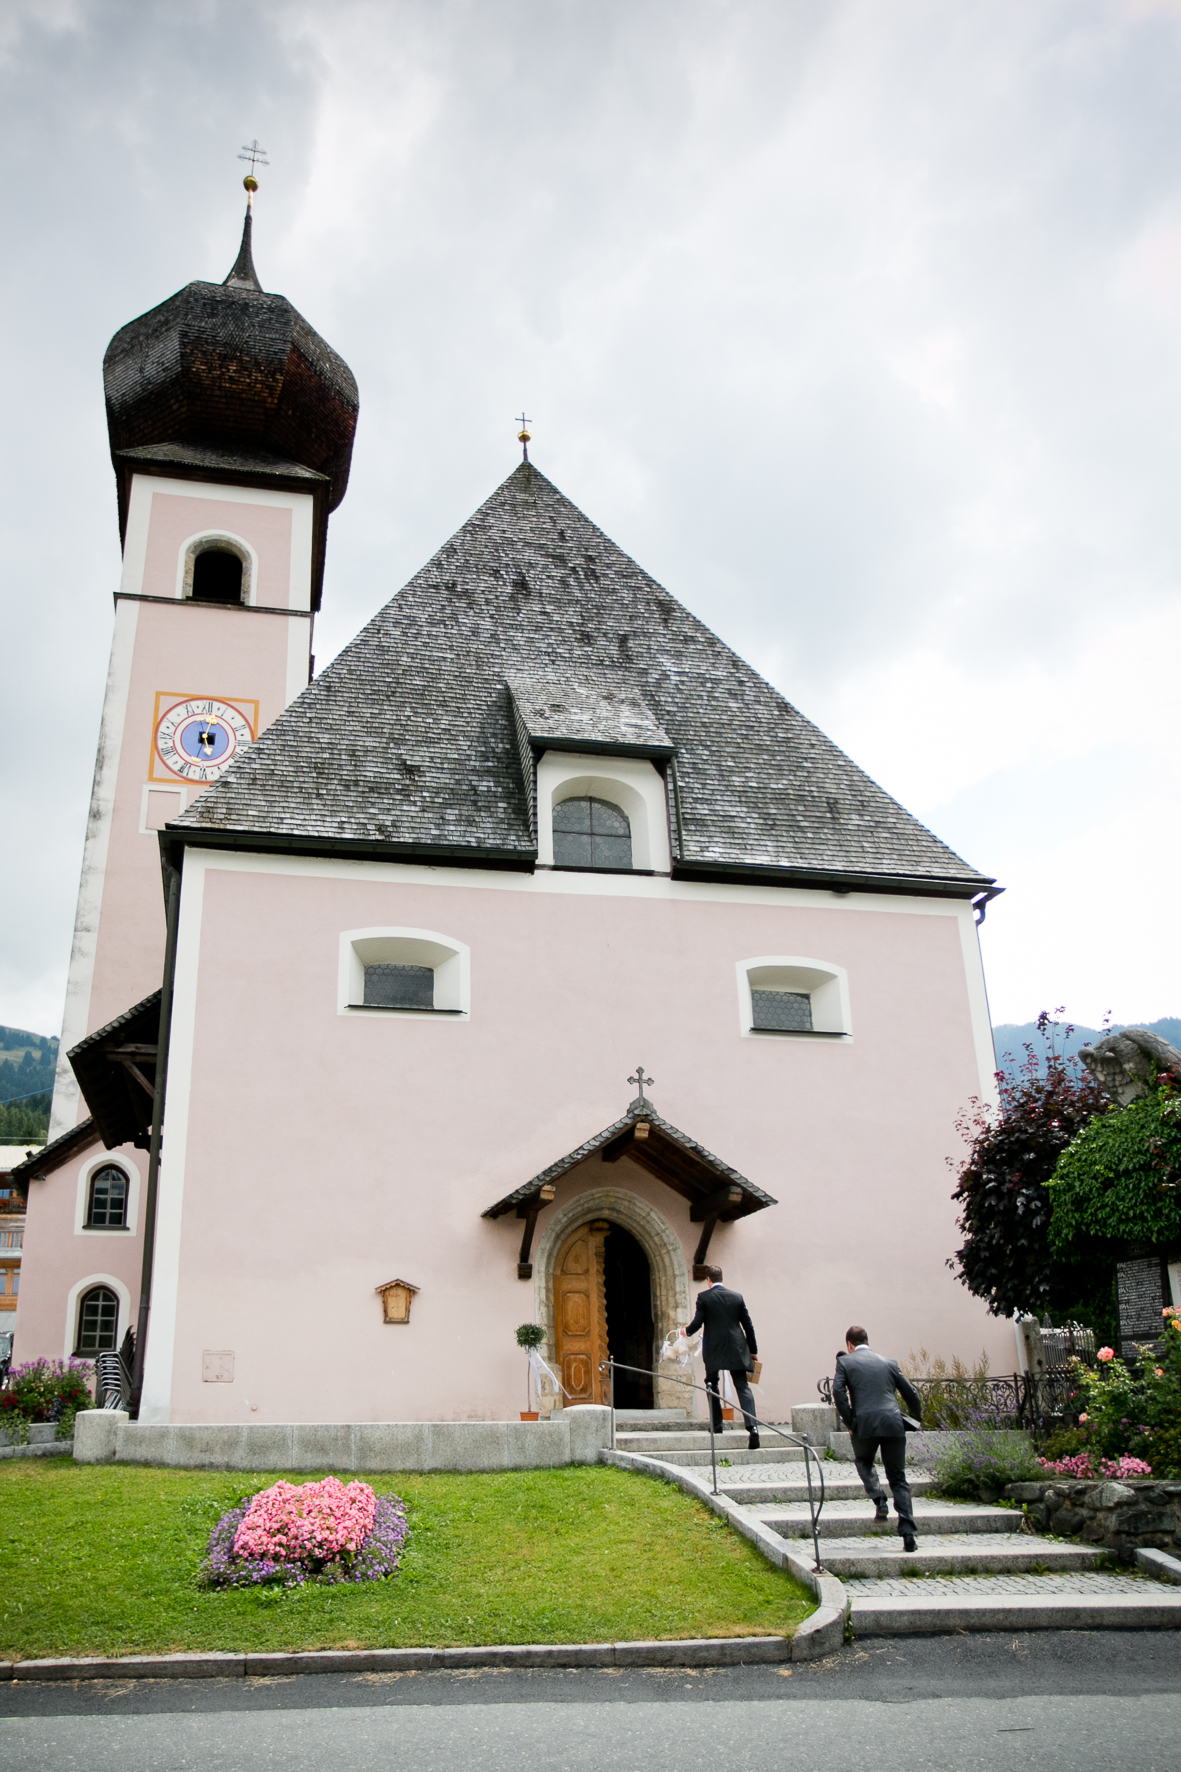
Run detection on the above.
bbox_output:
[2,0,1180,1036]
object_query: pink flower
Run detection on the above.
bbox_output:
[1078,1412,1088,1422]
[1155,1369,1165,1379]
[232,1477,377,1566]
[1097,1346,1115,1362]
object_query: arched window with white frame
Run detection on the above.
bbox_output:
[736,957,852,1040]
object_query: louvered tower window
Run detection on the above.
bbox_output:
[552,797,632,869]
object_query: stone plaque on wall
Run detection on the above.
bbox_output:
[1117,1257,1164,1354]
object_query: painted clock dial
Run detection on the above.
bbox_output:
[153,698,253,783]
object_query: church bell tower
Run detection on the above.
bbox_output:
[50,184,359,1136]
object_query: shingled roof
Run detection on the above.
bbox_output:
[171,462,992,896]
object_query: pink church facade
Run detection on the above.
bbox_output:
[13,209,1017,1428]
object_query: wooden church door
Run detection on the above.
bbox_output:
[554,1220,610,1405]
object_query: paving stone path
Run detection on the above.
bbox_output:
[843,1571,1155,1597]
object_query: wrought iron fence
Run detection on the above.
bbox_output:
[816,1368,1082,1432]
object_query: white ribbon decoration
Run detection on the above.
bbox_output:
[528,1345,571,1399]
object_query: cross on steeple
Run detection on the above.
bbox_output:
[516,412,532,463]
[238,139,269,203]
[628,1066,655,1104]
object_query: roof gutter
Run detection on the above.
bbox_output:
[160,826,537,874]
[671,857,1000,902]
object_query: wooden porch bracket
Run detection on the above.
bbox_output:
[691,1185,743,1279]
[516,1183,556,1279]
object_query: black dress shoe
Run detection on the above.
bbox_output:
[748,1432,761,1450]
[874,1498,889,1522]
[903,1533,918,1553]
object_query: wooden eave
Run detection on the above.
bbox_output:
[481,1100,776,1224]
[67,991,162,1152]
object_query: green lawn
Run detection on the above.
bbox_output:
[0,1459,813,1660]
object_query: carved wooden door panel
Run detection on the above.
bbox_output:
[554,1220,610,1405]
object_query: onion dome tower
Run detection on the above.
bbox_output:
[102,191,358,606]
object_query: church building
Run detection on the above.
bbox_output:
[12,199,1013,1426]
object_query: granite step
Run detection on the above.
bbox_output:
[715,1473,936,1504]
[753,1499,1021,1540]
[812,1532,1105,1579]
[623,1446,808,1468]
[847,1570,1181,1634]
[613,1430,796,1454]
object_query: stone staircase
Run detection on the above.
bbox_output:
[606,1417,1181,1637]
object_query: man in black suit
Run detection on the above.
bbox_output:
[832,1324,923,1551]
[683,1266,760,1449]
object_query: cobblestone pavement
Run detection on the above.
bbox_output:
[844,1571,1158,1597]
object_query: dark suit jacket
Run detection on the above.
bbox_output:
[685,1285,757,1372]
[833,1348,922,1438]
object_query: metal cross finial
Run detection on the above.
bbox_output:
[628,1066,655,1103]
[238,139,269,202]
[515,411,532,463]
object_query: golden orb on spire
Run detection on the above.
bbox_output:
[243,174,259,194]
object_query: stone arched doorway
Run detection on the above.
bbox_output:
[536,1188,692,1413]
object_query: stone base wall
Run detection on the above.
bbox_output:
[73,1407,613,1472]
[1005,1479,1181,1560]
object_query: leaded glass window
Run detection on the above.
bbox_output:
[552,797,632,870]
[87,1166,128,1228]
[77,1286,118,1354]
[751,989,813,1032]
[363,963,435,1010]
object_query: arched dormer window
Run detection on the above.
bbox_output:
[86,1166,128,1229]
[552,797,632,870]
[191,546,244,604]
[76,1285,119,1354]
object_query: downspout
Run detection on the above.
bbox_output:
[129,853,182,1416]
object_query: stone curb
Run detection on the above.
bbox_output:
[0,1637,792,1682]
[601,1448,848,1661]
[0,1442,74,1461]
[1136,1547,1181,1585]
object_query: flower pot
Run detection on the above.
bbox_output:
[519,1411,539,1421]
[721,1408,735,1422]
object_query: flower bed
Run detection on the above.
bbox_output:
[0,1359,94,1445]
[199,1477,409,1589]
[1037,1452,1152,1480]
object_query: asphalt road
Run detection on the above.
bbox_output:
[3,1633,1180,1771]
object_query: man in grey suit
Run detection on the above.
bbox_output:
[683,1266,760,1449]
[832,1324,922,1551]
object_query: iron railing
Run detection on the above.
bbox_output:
[600,1357,827,1572]
[816,1369,1083,1432]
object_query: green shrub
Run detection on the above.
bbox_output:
[921,1427,1041,1501]
[1048,1084,1181,1255]
[1046,1318,1181,1477]
[0,1359,94,1443]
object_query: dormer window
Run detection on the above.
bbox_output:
[192,547,244,604]
[552,797,633,870]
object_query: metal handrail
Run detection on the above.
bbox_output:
[599,1356,826,1572]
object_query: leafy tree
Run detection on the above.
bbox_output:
[948,1013,1114,1338]
[1049,1072,1181,1254]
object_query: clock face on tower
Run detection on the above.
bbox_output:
[151,695,258,784]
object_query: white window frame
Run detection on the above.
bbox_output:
[736,956,852,1041]
[64,1273,131,1361]
[338,927,471,1019]
[75,1153,141,1237]
[176,530,258,605]
[536,751,671,873]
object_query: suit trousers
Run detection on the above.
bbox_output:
[705,1368,757,1435]
[851,1433,916,1534]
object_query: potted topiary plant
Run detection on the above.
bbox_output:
[516,1323,546,1420]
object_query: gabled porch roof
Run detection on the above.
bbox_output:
[482,1093,777,1279]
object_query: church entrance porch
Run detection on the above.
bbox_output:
[553,1217,655,1409]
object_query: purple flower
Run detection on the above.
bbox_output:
[199,1491,409,1589]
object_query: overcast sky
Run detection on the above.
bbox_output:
[3,0,1180,1041]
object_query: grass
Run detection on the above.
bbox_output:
[0,1459,813,1660]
